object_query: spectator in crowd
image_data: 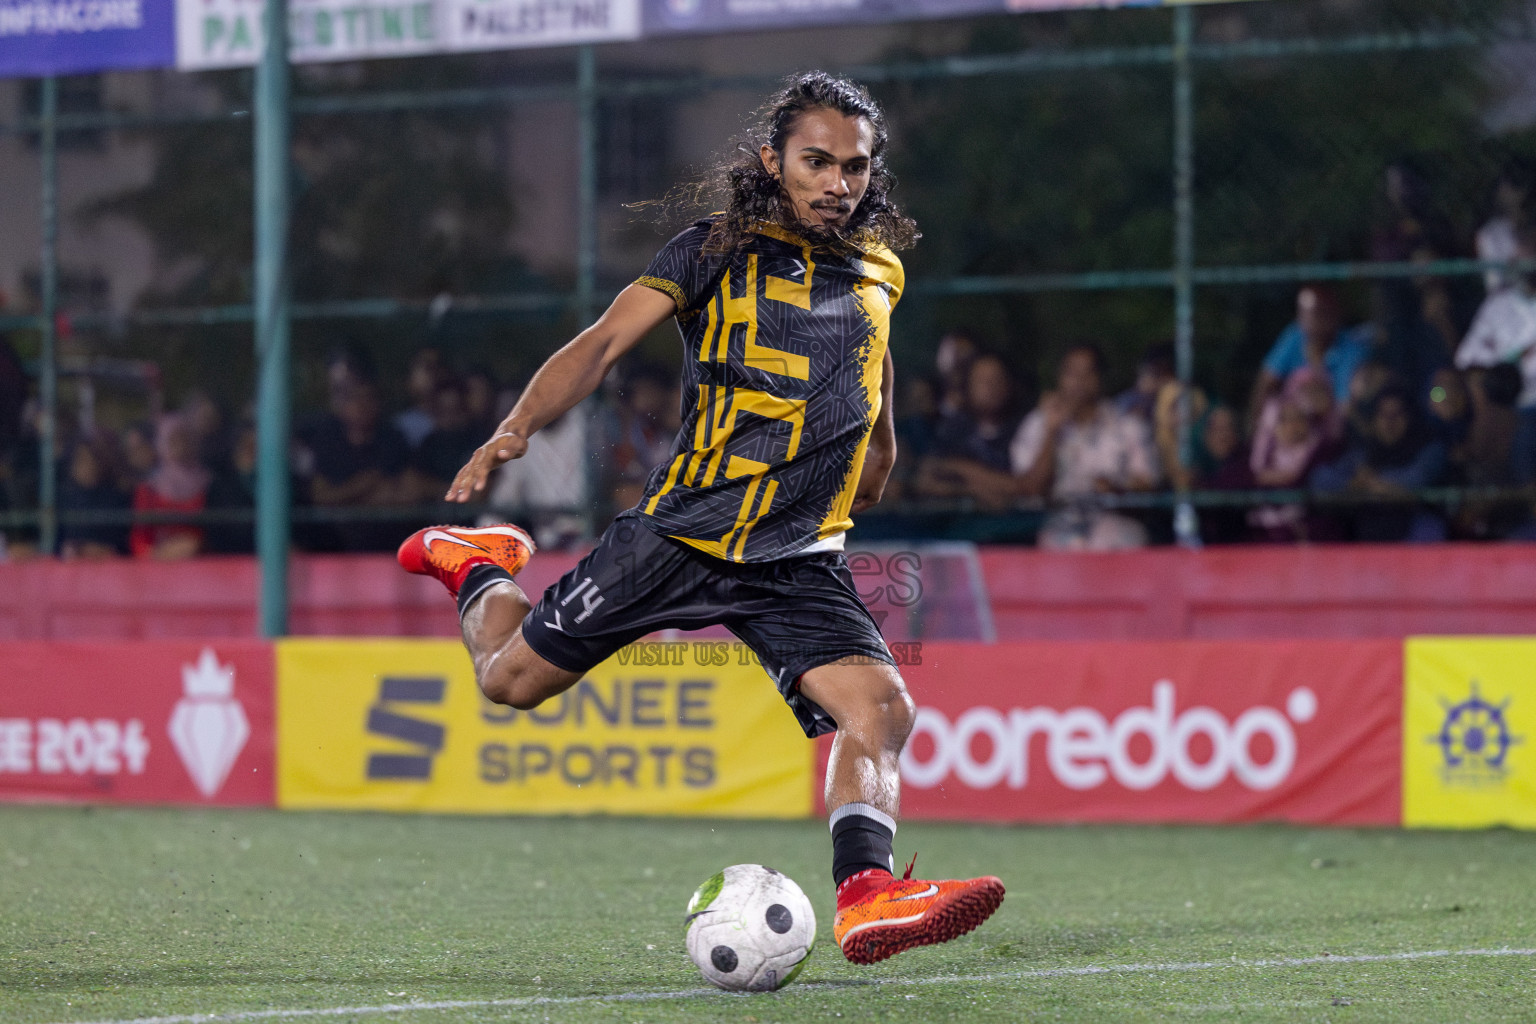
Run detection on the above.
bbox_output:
[1465,364,1522,485]
[1116,343,1176,425]
[1477,159,1533,295]
[203,420,258,555]
[325,345,375,397]
[1454,223,1536,482]
[0,332,25,458]
[1151,378,1207,490]
[934,328,981,417]
[1249,285,1370,419]
[1343,360,1395,444]
[130,413,209,559]
[0,397,41,557]
[915,352,1023,508]
[179,389,230,472]
[1425,367,1473,479]
[936,352,1021,470]
[1011,343,1158,550]
[1455,364,1526,539]
[1248,370,1336,542]
[412,377,482,497]
[120,420,157,486]
[605,363,680,512]
[1196,406,1250,488]
[394,347,444,450]
[888,374,942,501]
[303,377,411,551]
[1192,405,1254,544]
[462,366,500,438]
[484,401,594,550]
[1311,386,1447,542]
[57,433,129,559]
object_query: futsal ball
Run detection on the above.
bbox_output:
[684,864,817,992]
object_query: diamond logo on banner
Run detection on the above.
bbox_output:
[168,648,250,797]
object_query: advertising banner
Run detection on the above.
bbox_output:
[1404,638,1536,828]
[442,0,640,55]
[0,0,174,76]
[0,641,275,805]
[276,638,813,817]
[831,640,1402,825]
[175,0,638,69]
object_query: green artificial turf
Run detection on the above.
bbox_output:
[2,806,1533,1022]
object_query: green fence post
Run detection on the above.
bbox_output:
[38,75,58,556]
[1171,5,1199,548]
[576,44,598,328]
[255,0,292,636]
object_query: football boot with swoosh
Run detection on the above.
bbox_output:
[396,523,535,598]
[832,856,1005,965]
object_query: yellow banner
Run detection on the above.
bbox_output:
[276,639,812,818]
[1404,638,1536,828]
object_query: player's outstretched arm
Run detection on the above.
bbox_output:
[447,284,678,501]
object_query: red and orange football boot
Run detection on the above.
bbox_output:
[396,523,535,598]
[833,856,1005,965]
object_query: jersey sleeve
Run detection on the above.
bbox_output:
[636,222,717,315]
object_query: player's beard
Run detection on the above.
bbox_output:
[787,200,860,250]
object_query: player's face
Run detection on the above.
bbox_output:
[761,107,874,232]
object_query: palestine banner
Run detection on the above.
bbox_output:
[3,0,1247,78]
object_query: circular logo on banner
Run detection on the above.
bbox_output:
[1432,682,1521,784]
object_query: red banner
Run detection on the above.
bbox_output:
[0,642,274,805]
[817,641,1401,825]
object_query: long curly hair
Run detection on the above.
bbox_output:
[647,72,920,256]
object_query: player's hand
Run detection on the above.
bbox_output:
[850,486,884,515]
[446,431,527,502]
[850,448,895,514]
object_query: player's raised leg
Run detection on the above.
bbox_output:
[799,659,1005,965]
[397,523,580,709]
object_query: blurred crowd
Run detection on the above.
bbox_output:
[900,158,1536,549]
[3,159,1536,558]
[0,340,685,559]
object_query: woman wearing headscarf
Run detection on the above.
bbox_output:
[1246,368,1338,542]
[1311,386,1448,542]
[129,413,210,559]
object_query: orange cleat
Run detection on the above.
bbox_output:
[833,858,1004,965]
[396,523,535,598]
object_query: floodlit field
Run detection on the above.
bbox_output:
[1,807,1532,1023]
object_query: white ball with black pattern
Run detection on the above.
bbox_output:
[684,863,817,992]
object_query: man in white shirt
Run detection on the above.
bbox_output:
[1010,343,1159,549]
[1455,224,1536,481]
[482,402,594,549]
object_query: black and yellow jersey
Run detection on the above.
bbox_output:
[632,218,903,562]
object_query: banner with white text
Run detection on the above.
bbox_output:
[0,641,275,805]
[818,640,1403,825]
[0,0,174,76]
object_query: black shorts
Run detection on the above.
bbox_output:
[519,514,893,737]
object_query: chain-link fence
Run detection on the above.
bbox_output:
[2,1,1535,592]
